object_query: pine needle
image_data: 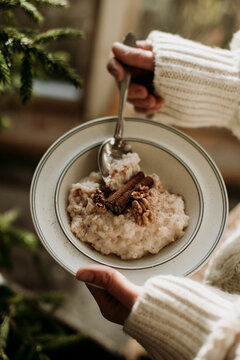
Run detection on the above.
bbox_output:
[34,28,83,44]
[33,0,68,7]
[0,316,10,360]
[19,0,44,24]
[0,51,10,85]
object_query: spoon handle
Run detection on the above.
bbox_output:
[114,32,137,142]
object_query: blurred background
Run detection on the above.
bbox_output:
[0,0,240,359]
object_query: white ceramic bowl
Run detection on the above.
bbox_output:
[30,117,228,284]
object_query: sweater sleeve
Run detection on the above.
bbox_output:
[147,30,240,140]
[123,275,240,360]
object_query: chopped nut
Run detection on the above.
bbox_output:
[91,188,105,208]
[132,198,155,226]
[131,185,150,200]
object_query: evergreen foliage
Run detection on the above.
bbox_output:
[0,0,83,267]
[0,3,87,358]
[0,0,83,110]
[0,209,39,270]
[0,285,87,360]
[0,0,82,270]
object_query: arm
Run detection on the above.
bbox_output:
[77,265,240,360]
[148,30,240,139]
[108,31,240,140]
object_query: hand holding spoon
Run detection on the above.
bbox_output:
[98,32,137,180]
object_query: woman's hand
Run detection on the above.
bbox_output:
[107,40,164,114]
[76,264,141,325]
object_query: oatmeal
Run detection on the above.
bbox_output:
[105,152,140,190]
[67,159,189,260]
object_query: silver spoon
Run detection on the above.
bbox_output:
[98,32,137,180]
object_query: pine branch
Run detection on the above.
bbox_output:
[0,2,82,105]
[0,316,10,360]
[0,51,11,85]
[0,27,33,53]
[33,47,82,87]
[0,0,68,22]
[20,51,33,103]
[19,0,43,24]
[32,0,68,7]
[34,28,83,44]
[0,27,82,89]
[0,0,44,23]
[0,0,18,10]
[0,210,39,270]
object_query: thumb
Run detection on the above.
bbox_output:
[112,42,154,71]
[76,264,141,310]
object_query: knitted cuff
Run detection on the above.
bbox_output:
[147,31,240,139]
[124,275,232,360]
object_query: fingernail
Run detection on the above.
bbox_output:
[77,271,94,283]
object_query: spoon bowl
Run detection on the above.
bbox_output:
[98,137,132,178]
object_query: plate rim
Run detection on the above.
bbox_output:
[30,116,228,278]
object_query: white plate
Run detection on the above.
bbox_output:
[30,117,228,285]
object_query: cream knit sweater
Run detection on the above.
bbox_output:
[123,31,240,360]
[147,30,240,139]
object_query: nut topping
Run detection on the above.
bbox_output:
[91,188,105,208]
[132,198,155,226]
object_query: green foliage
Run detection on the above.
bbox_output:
[0,209,39,270]
[0,2,86,357]
[0,0,83,108]
[0,285,86,360]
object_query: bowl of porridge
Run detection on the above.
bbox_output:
[55,144,201,270]
[31,116,228,282]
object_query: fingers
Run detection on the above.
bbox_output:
[128,83,148,99]
[76,264,141,311]
[106,39,163,114]
[129,94,159,107]
[107,51,125,82]
[136,40,152,51]
[107,41,154,82]
[130,95,165,114]
[112,42,154,71]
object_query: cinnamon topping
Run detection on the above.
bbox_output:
[92,172,155,225]
[106,173,154,215]
[105,171,145,212]
[106,171,144,204]
[113,176,153,214]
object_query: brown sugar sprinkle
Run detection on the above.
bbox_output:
[91,188,105,208]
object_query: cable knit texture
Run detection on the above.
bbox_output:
[147,31,240,139]
[123,31,240,360]
[205,227,240,294]
[123,276,238,360]
[195,299,240,360]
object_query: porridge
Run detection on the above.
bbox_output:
[105,152,140,190]
[67,153,189,260]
